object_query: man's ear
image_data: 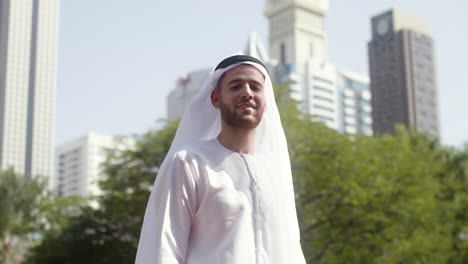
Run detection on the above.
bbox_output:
[211,90,220,109]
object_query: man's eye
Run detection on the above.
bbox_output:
[252,86,262,91]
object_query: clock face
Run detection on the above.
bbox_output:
[376,18,389,35]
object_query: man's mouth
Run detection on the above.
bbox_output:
[236,103,256,110]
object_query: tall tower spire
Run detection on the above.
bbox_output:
[264,0,329,71]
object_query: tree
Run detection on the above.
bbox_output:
[293,128,453,263]
[0,171,48,263]
[437,146,468,263]
[0,169,84,264]
[0,170,45,264]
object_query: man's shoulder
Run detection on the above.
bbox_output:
[173,139,218,161]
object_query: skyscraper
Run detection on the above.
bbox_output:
[368,9,439,138]
[264,0,329,69]
[0,0,60,179]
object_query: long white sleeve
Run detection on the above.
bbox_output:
[135,152,198,264]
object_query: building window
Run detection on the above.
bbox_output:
[280,43,286,65]
[313,86,333,94]
[319,116,334,122]
[313,76,333,85]
[314,95,334,103]
[314,104,334,113]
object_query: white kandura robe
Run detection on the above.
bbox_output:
[135,138,305,264]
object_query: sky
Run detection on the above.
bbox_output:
[56,0,468,148]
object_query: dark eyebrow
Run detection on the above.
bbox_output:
[227,78,264,86]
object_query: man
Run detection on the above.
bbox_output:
[136,55,305,264]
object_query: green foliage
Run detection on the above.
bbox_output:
[0,170,82,264]
[0,170,44,264]
[436,147,468,264]
[292,129,451,263]
[26,207,136,264]
[0,170,43,239]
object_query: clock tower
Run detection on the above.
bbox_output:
[264,0,329,72]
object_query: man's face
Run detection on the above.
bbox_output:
[211,65,266,129]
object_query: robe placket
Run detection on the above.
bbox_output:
[241,154,264,264]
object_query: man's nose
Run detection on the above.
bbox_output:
[241,84,254,98]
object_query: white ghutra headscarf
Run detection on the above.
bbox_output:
[137,54,305,263]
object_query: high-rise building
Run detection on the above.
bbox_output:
[54,133,134,199]
[264,0,329,70]
[368,9,439,138]
[337,70,372,136]
[0,0,60,179]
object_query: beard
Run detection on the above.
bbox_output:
[219,100,263,129]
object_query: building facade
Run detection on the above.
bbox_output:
[304,59,339,130]
[264,0,329,70]
[0,0,60,179]
[54,133,134,199]
[368,9,439,138]
[337,70,372,136]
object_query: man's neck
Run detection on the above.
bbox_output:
[217,125,256,155]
